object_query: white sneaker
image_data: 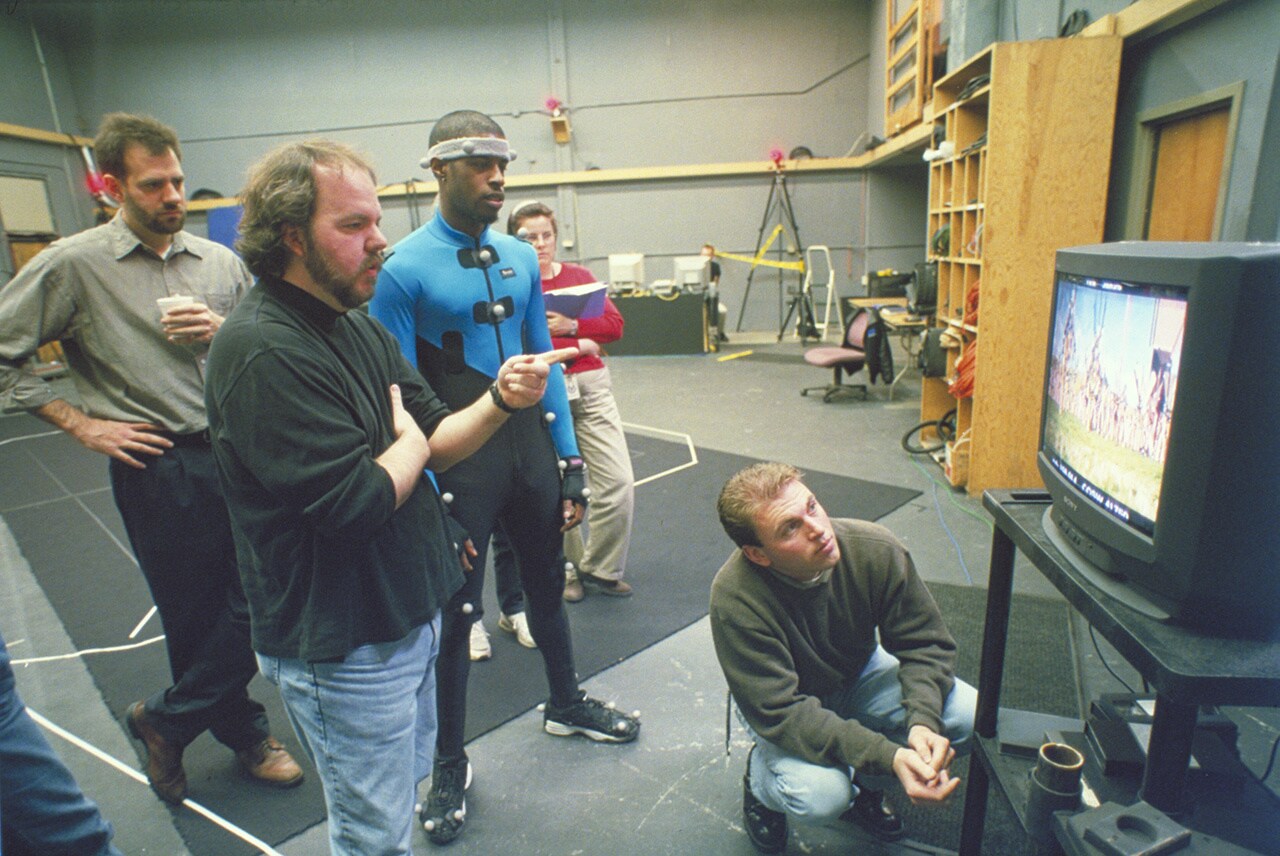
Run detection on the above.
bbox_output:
[469,621,492,661]
[498,612,537,649]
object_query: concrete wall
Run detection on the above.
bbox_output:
[6,0,886,330]
[5,1,1278,321]
[1104,0,1280,242]
[0,15,97,277]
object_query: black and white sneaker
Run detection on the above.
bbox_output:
[419,755,472,845]
[543,692,640,743]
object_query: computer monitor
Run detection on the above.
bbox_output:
[673,256,710,289]
[608,253,646,288]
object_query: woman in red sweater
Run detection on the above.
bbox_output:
[473,201,637,657]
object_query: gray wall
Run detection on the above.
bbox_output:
[6,0,890,331]
[6,1,1279,322]
[1104,0,1280,242]
[0,16,98,276]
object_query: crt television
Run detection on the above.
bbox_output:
[1038,241,1280,638]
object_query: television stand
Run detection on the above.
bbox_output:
[959,490,1280,855]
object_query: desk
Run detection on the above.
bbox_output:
[959,491,1280,855]
[606,292,708,356]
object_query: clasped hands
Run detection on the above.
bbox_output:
[891,724,959,805]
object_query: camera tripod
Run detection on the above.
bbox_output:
[734,168,816,341]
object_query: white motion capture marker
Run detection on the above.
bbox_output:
[420,136,517,169]
[544,412,556,424]
[461,602,474,615]
[516,227,530,241]
[558,459,567,471]
[564,561,575,572]
[478,248,492,264]
[492,302,506,319]
[441,492,454,504]
[582,487,592,499]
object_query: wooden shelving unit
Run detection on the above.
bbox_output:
[922,36,1122,494]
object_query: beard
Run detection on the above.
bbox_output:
[302,232,377,310]
[125,195,185,236]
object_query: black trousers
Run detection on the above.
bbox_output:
[434,407,578,762]
[109,442,267,749]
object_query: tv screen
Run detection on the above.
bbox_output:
[1041,273,1187,538]
[1038,241,1280,638]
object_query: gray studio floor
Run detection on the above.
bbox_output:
[3,332,1277,855]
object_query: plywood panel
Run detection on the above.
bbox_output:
[965,37,1122,494]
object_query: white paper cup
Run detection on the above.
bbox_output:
[157,295,194,316]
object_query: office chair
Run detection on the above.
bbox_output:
[801,309,870,402]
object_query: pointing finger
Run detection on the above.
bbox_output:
[537,347,580,366]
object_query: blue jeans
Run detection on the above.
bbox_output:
[744,646,976,823]
[0,629,121,856]
[256,617,440,856]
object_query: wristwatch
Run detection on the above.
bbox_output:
[488,381,518,413]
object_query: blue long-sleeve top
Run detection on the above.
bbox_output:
[370,210,579,458]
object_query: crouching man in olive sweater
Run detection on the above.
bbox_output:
[710,462,976,853]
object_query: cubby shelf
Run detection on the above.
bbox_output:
[920,36,1122,493]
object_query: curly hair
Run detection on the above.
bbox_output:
[716,462,803,548]
[236,140,376,278]
[93,113,181,180]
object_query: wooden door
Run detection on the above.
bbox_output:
[1144,103,1231,240]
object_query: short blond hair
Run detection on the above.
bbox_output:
[717,462,803,547]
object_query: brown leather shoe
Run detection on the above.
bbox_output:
[126,701,187,804]
[236,737,304,788]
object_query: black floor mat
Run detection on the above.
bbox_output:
[2,418,920,854]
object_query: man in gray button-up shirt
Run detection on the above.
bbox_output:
[0,113,301,805]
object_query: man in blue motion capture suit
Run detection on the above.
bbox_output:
[370,110,640,845]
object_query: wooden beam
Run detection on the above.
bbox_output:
[188,122,933,212]
[1082,0,1235,42]
[0,122,93,148]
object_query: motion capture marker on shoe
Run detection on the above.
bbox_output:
[420,757,472,844]
[543,692,640,743]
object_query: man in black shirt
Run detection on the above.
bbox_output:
[205,139,572,856]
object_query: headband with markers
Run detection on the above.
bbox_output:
[419,136,517,169]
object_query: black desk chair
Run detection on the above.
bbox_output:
[801,309,869,402]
